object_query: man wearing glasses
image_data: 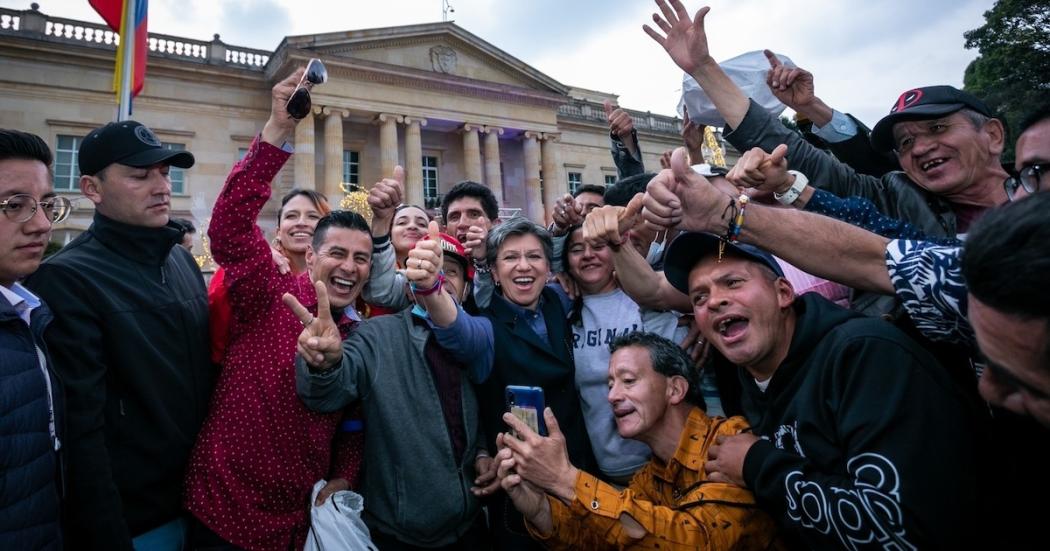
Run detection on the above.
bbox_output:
[25,121,213,550]
[0,129,70,551]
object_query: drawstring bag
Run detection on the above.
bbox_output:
[304,480,378,551]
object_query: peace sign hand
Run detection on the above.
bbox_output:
[282,280,343,370]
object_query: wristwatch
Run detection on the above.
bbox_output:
[774,170,809,205]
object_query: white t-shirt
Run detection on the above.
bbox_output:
[572,288,714,477]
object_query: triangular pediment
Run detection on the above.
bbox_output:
[281,22,568,96]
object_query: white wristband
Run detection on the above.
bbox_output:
[775,170,809,205]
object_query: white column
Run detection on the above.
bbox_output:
[541,132,563,225]
[461,123,483,183]
[404,116,428,207]
[483,126,504,205]
[376,113,403,179]
[293,107,317,190]
[322,107,347,200]
[522,131,543,224]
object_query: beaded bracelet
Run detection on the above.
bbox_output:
[472,257,491,275]
[727,194,750,243]
[410,270,446,297]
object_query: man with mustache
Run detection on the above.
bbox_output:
[25,120,211,550]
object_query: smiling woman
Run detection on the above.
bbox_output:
[424,216,598,549]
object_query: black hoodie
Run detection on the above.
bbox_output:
[740,293,980,550]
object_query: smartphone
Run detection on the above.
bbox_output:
[506,385,547,437]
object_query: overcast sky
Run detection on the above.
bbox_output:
[4,0,994,126]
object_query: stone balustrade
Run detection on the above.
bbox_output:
[557,98,684,136]
[0,5,268,70]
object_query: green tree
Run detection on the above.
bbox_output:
[963,0,1050,159]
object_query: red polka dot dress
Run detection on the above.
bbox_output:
[184,136,363,550]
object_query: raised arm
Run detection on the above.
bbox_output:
[604,99,645,178]
[582,196,691,312]
[209,69,302,319]
[642,148,895,294]
[643,1,749,129]
[362,168,412,310]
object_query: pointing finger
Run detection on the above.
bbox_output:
[764,49,781,69]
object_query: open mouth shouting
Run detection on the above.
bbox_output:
[713,314,750,345]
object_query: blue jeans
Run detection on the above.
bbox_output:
[133,518,188,551]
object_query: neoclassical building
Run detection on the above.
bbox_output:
[0,4,733,246]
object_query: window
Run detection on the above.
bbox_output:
[343,150,359,185]
[54,135,82,191]
[422,155,439,204]
[604,174,617,186]
[237,147,249,161]
[162,142,187,194]
[567,171,582,195]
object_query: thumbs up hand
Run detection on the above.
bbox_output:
[405,220,444,290]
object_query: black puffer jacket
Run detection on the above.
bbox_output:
[0,294,63,550]
[25,213,214,550]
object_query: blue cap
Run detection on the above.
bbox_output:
[663,232,784,295]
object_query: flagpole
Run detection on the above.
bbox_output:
[117,0,136,121]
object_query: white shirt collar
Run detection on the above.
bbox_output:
[1,282,41,324]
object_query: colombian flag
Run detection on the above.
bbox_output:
[90,0,148,98]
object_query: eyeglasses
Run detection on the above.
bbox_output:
[1004,163,1047,201]
[0,194,72,224]
[285,58,328,120]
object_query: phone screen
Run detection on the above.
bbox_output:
[506,385,547,437]
[509,404,542,436]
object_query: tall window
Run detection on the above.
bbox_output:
[604,174,617,186]
[343,150,359,185]
[422,155,439,204]
[162,143,187,194]
[237,147,249,161]
[567,171,582,195]
[54,135,82,191]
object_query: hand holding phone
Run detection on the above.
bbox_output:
[506,385,547,438]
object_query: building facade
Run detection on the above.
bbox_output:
[0,5,734,251]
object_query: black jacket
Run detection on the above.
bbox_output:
[25,213,214,550]
[0,293,63,550]
[740,293,981,550]
[479,288,596,550]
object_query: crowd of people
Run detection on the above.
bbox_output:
[2,1,1049,550]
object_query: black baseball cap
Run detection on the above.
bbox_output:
[663,232,784,295]
[870,85,992,153]
[78,120,195,176]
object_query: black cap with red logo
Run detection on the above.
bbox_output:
[870,85,992,153]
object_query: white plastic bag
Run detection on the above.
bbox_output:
[678,50,796,127]
[304,480,378,551]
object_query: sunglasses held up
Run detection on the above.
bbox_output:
[286,59,329,120]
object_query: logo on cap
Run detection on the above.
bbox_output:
[134,125,161,147]
[891,89,924,113]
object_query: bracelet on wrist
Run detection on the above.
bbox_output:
[472,257,491,275]
[410,271,446,297]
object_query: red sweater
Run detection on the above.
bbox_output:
[185,137,363,550]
